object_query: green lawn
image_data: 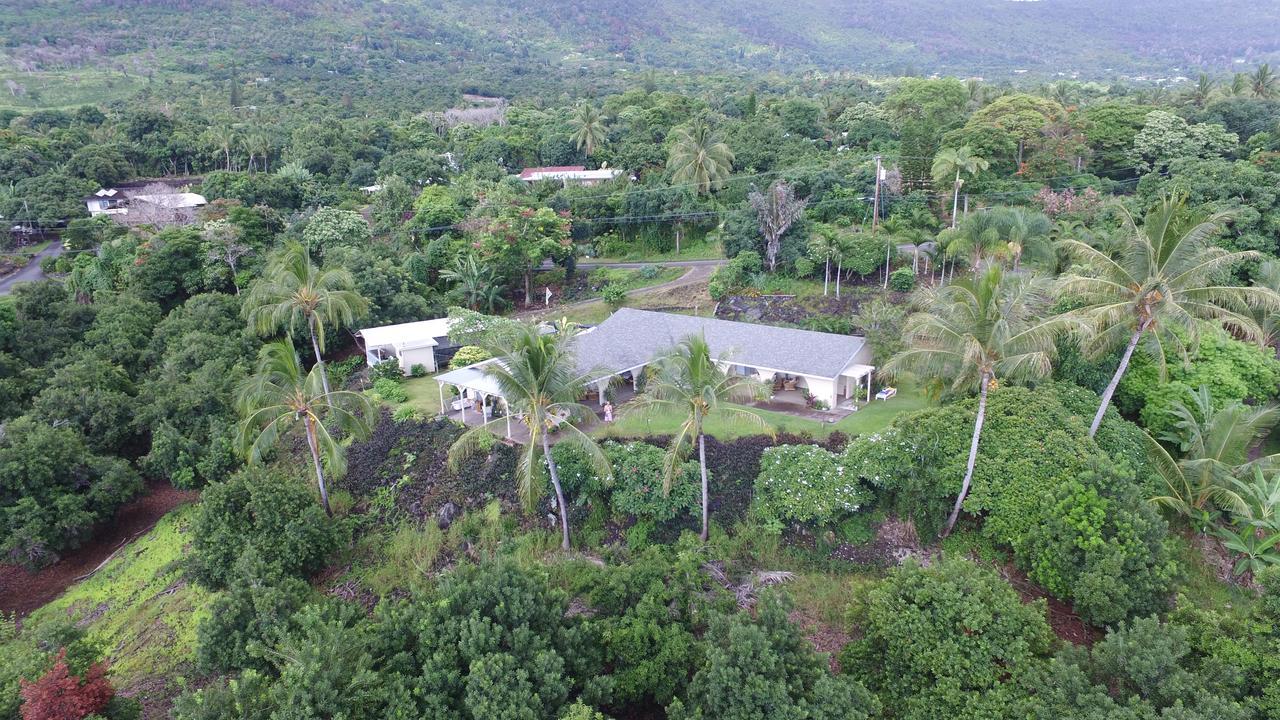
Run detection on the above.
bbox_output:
[588,238,724,263]
[402,374,449,416]
[599,383,930,440]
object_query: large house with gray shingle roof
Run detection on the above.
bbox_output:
[435,309,876,426]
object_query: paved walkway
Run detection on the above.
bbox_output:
[0,243,62,294]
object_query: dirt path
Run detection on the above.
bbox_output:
[0,481,199,618]
[516,263,719,319]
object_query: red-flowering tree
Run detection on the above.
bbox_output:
[19,649,114,720]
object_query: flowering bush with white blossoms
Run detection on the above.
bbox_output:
[753,444,871,528]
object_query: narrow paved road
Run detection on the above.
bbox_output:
[0,243,62,294]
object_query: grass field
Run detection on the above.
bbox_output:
[588,238,724,263]
[0,69,152,110]
[598,382,930,440]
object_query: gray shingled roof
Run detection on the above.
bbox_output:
[573,308,866,380]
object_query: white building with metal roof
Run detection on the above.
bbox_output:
[434,309,875,432]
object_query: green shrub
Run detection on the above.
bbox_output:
[843,557,1052,719]
[450,345,491,368]
[187,468,342,590]
[1016,461,1176,626]
[606,442,700,523]
[372,377,408,403]
[327,356,363,389]
[638,264,660,279]
[556,441,700,523]
[1116,331,1280,436]
[602,285,627,309]
[754,444,872,528]
[369,358,403,383]
[0,418,142,568]
[889,266,915,291]
[392,405,424,422]
[195,548,310,673]
[793,256,816,278]
[708,250,762,300]
[409,363,428,377]
[670,593,878,720]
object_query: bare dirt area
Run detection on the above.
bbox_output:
[0,480,199,617]
[997,563,1101,646]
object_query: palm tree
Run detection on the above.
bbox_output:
[945,210,1004,274]
[236,339,374,516]
[447,322,611,551]
[1058,195,1280,437]
[883,265,1070,537]
[667,121,734,196]
[627,334,770,541]
[243,241,369,395]
[1228,73,1250,98]
[931,146,989,229]
[206,123,237,171]
[808,226,840,296]
[1187,73,1216,108]
[1147,386,1280,526]
[442,252,502,312]
[1252,64,1278,99]
[570,104,608,157]
[999,207,1053,271]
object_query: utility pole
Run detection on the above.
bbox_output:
[873,156,891,288]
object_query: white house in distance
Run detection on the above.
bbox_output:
[85,179,207,227]
[356,318,458,375]
[435,309,876,435]
[517,165,623,187]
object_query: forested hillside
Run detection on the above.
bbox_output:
[2,0,1279,113]
[5,1,1280,719]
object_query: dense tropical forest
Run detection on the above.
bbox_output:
[4,2,1280,719]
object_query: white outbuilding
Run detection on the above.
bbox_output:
[356,318,456,375]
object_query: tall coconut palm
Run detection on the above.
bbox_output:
[447,322,610,551]
[1252,64,1278,99]
[627,334,770,541]
[667,121,734,196]
[1228,73,1250,98]
[236,339,374,516]
[243,241,369,395]
[931,146,989,229]
[1058,195,1280,437]
[1147,386,1280,526]
[570,104,608,157]
[883,265,1071,537]
[206,123,238,171]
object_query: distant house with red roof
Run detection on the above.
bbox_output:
[517,166,623,186]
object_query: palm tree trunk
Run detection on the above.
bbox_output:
[541,434,572,550]
[525,269,533,307]
[823,258,830,296]
[942,373,989,537]
[308,316,331,396]
[699,433,710,542]
[835,259,842,299]
[1090,325,1146,437]
[304,416,333,517]
[951,170,961,229]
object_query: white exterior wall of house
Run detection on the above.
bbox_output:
[800,376,839,410]
[397,346,438,374]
